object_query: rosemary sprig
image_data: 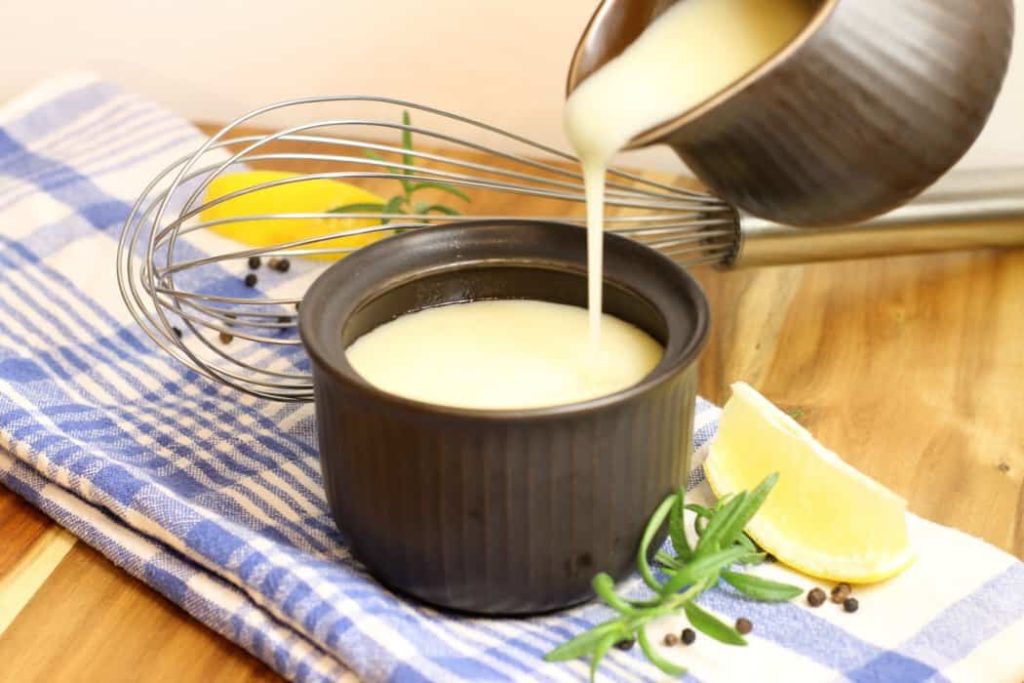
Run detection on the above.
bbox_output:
[544,473,801,681]
[329,110,470,226]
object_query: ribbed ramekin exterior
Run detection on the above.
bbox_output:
[671,0,1014,226]
[313,365,698,615]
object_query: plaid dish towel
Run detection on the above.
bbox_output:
[1,74,1022,683]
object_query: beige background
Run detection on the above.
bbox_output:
[0,0,1020,172]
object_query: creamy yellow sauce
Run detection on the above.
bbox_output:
[346,300,662,410]
[565,0,816,343]
[347,0,816,410]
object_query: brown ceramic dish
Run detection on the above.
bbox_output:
[567,0,1014,226]
[299,220,709,615]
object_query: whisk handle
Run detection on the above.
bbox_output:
[730,175,1024,268]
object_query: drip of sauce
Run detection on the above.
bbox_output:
[346,0,816,410]
[564,0,816,344]
[346,300,662,410]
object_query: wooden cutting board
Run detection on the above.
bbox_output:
[1,124,1021,681]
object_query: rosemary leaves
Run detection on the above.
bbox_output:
[544,473,801,680]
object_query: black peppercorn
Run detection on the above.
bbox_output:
[681,628,696,645]
[807,588,826,607]
[614,638,636,651]
[831,583,852,604]
[843,597,859,613]
[244,273,257,288]
[219,331,233,344]
[663,633,679,647]
[247,256,261,270]
[172,326,182,339]
[735,617,753,635]
[273,257,291,273]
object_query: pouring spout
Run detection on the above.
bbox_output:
[565,0,676,98]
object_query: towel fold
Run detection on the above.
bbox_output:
[1,74,1021,682]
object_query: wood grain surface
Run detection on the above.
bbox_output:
[1,123,1021,681]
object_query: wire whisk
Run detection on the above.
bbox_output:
[116,95,736,400]
[117,96,1024,401]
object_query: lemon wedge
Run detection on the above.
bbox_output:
[200,170,390,260]
[704,382,914,583]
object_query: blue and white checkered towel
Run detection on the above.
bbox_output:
[1,74,1022,683]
